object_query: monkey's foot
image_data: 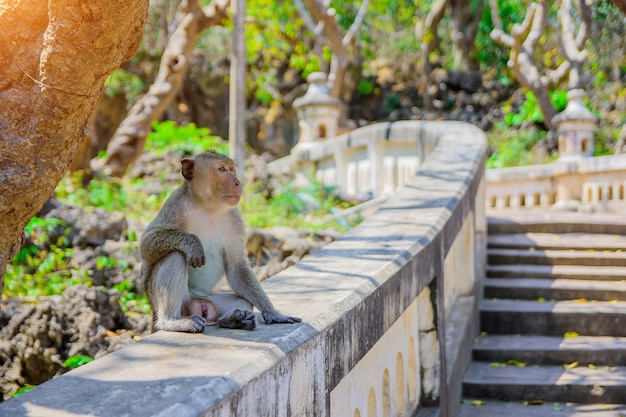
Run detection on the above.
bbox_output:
[157,315,206,333]
[262,311,302,325]
[218,309,256,331]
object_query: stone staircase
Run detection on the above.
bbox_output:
[459,211,626,417]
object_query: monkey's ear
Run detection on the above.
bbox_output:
[181,159,195,181]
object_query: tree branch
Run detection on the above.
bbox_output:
[97,0,230,177]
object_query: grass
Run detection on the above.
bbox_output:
[487,123,552,169]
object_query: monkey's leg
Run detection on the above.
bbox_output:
[184,296,219,325]
[207,293,256,331]
[151,252,206,333]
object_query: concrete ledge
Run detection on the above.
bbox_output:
[0,121,487,417]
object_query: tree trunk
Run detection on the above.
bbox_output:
[96,0,230,178]
[229,0,246,176]
[490,0,557,129]
[0,0,148,291]
[449,0,484,70]
[299,0,369,99]
[419,0,447,74]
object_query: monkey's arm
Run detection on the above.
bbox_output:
[225,252,302,325]
[140,228,205,267]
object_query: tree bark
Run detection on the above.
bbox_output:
[559,0,591,89]
[298,0,369,99]
[0,0,148,291]
[449,0,484,70]
[229,0,246,175]
[490,0,557,129]
[97,0,230,178]
[418,0,447,74]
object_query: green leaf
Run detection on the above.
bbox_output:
[12,385,36,398]
[64,355,94,369]
[507,359,527,367]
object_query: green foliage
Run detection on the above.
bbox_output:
[4,218,91,298]
[12,385,36,398]
[476,0,519,76]
[357,78,375,96]
[222,0,313,103]
[104,69,145,103]
[56,173,129,213]
[593,123,620,157]
[336,0,417,50]
[503,90,568,127]
[113,280,152,315]
[587,1,626,86]
[56,172,171,225]
[146,120,228,156]
[383,93,402,115]
[64,355,94,369]
[487,123,548,169]
[551,90,568,113]
[504,91,544,127]
[240,180,359,231]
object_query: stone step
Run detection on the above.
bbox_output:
[472,335,626,365]
[480,299,626,336]
[483,278,626,301]
[463,361,626,404]
[459,398,626,417]
[486,264,626,281]
[487,248,626,267]
[487,233,626,251]
[487,211,626,235]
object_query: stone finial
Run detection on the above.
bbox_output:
[552,89,598,159]
[293,72,343,145]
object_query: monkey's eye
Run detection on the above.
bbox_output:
[218,166,226,172]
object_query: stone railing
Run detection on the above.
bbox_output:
[268,121,444,198]
[486,154,626,212]
[0,121,487,417]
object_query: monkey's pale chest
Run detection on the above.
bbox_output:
[187,237,225,298]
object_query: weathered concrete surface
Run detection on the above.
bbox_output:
[459,400,626,417]
[464,362,626,403]
[484,277,626,301]
[473,335,626,365]
[487,210,626,234]
[0,121,487,417]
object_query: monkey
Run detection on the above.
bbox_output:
[139,150,302,333]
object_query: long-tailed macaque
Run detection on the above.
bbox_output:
[140,150,302,333]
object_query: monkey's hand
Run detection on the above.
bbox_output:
[262,311,302,325]
[184,235,206,268]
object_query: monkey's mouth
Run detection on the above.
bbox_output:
[225,195,241,204]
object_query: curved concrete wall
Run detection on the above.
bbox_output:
[0,121,487,417]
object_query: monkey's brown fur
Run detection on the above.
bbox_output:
[140,151,301,333]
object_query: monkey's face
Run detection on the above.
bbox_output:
[212,161,242,206]
[181,152,242,207]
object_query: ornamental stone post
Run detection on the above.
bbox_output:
[293,72,344,148]
[552,89,598,159]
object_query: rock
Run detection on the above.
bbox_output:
[44,205,128,248]
[0,286,140,400]
[445,70,483,94]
